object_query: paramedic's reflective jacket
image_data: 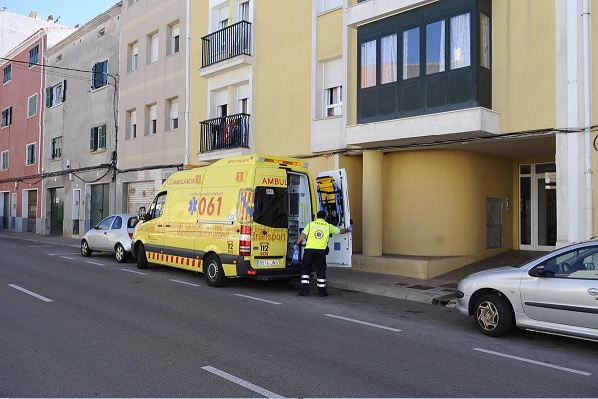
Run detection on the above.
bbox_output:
[302,218,340,250]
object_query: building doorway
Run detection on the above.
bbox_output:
[519,163,557,251]
[90,183,109,227]
[27,190,37,233]
[49,187,64,235]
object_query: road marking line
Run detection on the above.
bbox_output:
[26,245,53,248]
[120,269,147,275]
[60,256,76,260]
[49,253,80,256]
[474,348,591,376]
[86,261,105,266]
[201,366,284,398]
[324,314,402,332]
[234,294,281,305]
[8,284,53,302]
[169,279,201,287]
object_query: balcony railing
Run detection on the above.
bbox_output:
[201,21,252,68]
[199,113,250,153]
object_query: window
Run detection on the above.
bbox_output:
[168,98,179,130]
[239,98,248,114]
[27,94,37,117]
[360,40,376,88]
[130,42,139,71]
[380,34,397,84]
[90,125,106,151]
[3,64,11,83]
[129,110,137,139]
[149,32,159,63]
[56,54,62,62]
[480,13,490,69]
[46,80,66,107]
[26,143,36,165]
[148,104,157,134]
[91,60,108,89]
[1,151,8,170]
[543,246,598,279]
[325,86,342,117]
[317,0,342,14]
[402,27,420,79]
[51,136,62,159]
[240,0,251,20]
[98,28,105,38]
[1,107,11,127]
[29,45,39,67]
[169,23,180,55]
[129,0,138,4]
[426,20,445,74]
[450,13,471,70]
[356,0,490,123]
[323,58,342,117]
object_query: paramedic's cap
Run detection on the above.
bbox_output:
[317,210,326,219]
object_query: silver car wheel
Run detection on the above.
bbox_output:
[115,243,127,263]
[476,300,498,332]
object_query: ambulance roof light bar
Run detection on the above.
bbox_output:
[257,156,308,168]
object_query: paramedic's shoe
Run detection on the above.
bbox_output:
[298,290,309,296]
[318,289,328,297]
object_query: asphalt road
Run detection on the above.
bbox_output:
[1,235,597,398]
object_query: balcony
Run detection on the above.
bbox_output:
[201,21,252,68]
[199,113,250,154]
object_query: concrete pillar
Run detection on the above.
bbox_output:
[362,151,383,256]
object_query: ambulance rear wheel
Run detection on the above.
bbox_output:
[204,254,226,287]
[136,243,148,269]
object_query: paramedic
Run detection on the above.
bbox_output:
[294,210,352,296]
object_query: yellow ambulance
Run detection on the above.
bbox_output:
[132,154,350,287]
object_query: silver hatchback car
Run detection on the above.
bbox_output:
[81,214,139,263]
[456,239,598,341]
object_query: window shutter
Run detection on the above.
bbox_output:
[170,99,178,119]
[91,63,97,89]
[172,26,180,38]
[151,34,159,63]
[90,128,96,151]
[149,105,157,120]
[324,58,342,89]
[46,87,52,107]
[7,107,11,125]
[131,110,137,125]
[100,125,106,148]
[62,80,66,102]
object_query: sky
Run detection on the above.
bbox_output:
[1,1,119,27]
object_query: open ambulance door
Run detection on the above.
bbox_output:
[316,169,352,267]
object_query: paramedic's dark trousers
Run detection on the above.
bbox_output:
[300,248,327,296]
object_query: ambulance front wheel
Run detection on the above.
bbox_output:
[136,243,148,269]
[204,254,226,287]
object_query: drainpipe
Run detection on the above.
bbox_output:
[185,0,191,166]
[582,0,593,239]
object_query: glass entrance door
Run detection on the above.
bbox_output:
[519,163,557,251]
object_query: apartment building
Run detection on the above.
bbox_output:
[193,0,597,278]
[0,25,77,233]
[43,4,122,237]
[117,0,188,214]
[306,0,597,278]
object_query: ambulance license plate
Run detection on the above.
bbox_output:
[257,260,280,266]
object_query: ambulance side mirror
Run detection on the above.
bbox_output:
[138,206,147,221]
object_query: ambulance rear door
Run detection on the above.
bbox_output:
[316,169,352,266]
[251,167,289,268]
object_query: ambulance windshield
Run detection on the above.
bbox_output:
[253,187,288,228]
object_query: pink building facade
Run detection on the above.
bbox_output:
[0,27,76,232]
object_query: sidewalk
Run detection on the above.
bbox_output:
[0,231,543,306]
[327,248,543,306]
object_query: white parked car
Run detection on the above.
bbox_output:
[455,239,598,341]
[81,214,139,263]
